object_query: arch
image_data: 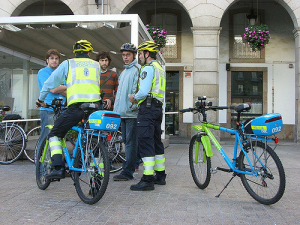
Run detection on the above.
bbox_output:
[11,0,75,17]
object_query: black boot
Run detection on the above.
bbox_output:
[130,180,154,191]
[154,171,166,185]
[153,175,166,185]
[46,167,65,180]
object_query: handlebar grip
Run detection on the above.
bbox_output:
[179,108,193,113]
[210,106,229,110]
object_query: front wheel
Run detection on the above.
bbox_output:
[238,141,286,205]
[189,134,211,189]
[0,124,26,164]
[73,138,109,204]
[24,126,41,163]
[35,136,51,190]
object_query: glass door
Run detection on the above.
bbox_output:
[231,71,263,127]
[165,71,179,135]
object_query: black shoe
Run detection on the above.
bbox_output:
[113,174,130,181]
[46,168,65,180]
[153,175,166,185]
[130,180,154,191]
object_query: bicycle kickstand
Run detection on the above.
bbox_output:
[215,172,237,198]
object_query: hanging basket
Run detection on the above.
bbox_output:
[243,24,270,52]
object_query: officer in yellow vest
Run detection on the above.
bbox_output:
[129,41,166,191]
[36,40,101,180]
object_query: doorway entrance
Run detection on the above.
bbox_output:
[165,71,179,135]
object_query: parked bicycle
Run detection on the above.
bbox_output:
[35,101,121,204]
[180,96,285,205]
[0,106,27,164]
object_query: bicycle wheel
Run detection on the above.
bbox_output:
[24,126,41,163]
[189,134,211,189]
[35,136,51,190]
[238,141,286,205]
[106,131,126,173]
[0,124,26,164]
[73,138,110,204]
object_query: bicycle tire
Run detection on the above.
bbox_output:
[106,131,126,173]
[189,134,211,189]
[73,138,110,204]
[35,136,51,190]
[238,141,286,205]
[0,124,26,164]
[24,126,41,163]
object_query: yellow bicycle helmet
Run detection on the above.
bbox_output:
[73,40,93,53]
[137,41,159,53]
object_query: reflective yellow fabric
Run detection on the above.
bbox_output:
[66,58,101,106]
[154,154,165,171]
[138,61,166,106]
[142,156,155,175]
[49,136,62,157]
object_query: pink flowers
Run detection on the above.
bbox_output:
[243,24,270,51]
[146,24,168,49]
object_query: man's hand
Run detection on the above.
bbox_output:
[103,99,112,109]
[128,94,137,103]
[36,99,46,108]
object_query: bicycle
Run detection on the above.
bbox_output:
[0,106,27,164]
[180,96,286,205]
[35,101,121,204]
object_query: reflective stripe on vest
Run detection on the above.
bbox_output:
[142,156,155,175]
[138,61,166,106]
[49,136,62,157]
[66,58,101,106]
[154,154,165,171]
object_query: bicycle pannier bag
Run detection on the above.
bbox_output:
[244,113,282,136]
[88,110,121,131]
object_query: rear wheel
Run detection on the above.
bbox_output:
[189,134,211,189]
[106,131,125,173]
[0,124,26,164]
[238,141,285,205]
[24,126,41,163]
[35,136,51,190]
[73,138,109,204]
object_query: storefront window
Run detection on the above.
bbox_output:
[231,71,263,127]
[0,50,43,119]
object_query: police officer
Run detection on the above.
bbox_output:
[36,40,101,180]
[129,41,166,191]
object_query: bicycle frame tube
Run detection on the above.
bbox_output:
[203,124,256,175]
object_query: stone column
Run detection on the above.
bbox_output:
[293,28,300,142]
[191,27,221,128]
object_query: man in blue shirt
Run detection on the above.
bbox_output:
[37,49,66,152]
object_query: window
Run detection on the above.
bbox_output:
[148,10,181,62]
[228,68,268,128]
[229,9,265,63]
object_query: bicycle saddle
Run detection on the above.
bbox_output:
[80,103,99,111]
[235,103,251,113]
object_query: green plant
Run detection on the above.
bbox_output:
[145,24,168,50]
[243,24,270,52]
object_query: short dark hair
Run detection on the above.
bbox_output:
[148,51,157,60]
[45,49,60,60]
[96,51,112,66]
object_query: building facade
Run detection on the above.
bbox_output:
[0,0,299,141]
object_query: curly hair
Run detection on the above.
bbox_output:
[95,51,112,66]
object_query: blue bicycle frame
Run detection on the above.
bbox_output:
[193,122,274,177]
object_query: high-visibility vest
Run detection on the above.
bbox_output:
[138,61,166,106]
[66,58,101,106]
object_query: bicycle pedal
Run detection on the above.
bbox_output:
[210,168,218,174]
[50,178,61,182]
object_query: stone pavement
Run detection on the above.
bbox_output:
[0,141,300,225]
